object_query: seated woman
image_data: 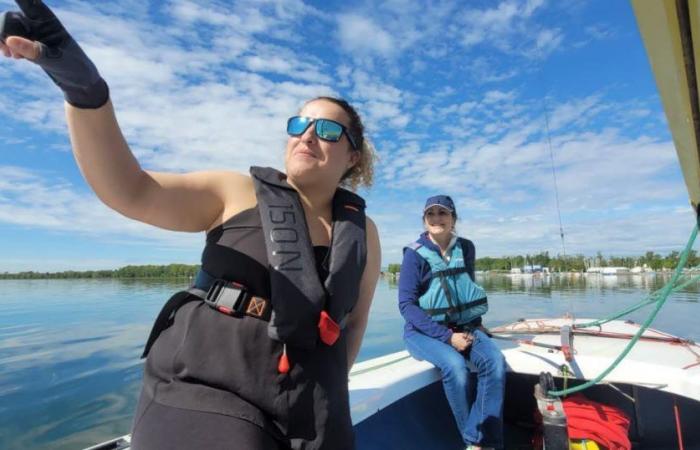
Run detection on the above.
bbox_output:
[398,195,505,450]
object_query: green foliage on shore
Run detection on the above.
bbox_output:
[3,249,697,279]
[0,264,200,280]
[473,250,699,272]
[382,250,699,274]
[387,263,401,274]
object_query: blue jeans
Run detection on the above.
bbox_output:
[404,329,505,448]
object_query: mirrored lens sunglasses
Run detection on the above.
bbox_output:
[287,116,358,150]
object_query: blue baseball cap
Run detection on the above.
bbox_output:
[424,195,455,213]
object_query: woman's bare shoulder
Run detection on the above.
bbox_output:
[364,216,381,255]
[204,170,257,230]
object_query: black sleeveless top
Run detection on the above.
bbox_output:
[202,207,330,292]
[141,206,352,450]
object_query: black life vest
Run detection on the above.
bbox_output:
[251,166,367,349]
[142,166,367,356]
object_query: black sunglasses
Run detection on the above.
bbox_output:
[287,116,358,150]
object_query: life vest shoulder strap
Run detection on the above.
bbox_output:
[434,266,470,277]
[456,237,476,280]
[333,185,367,211]
[404,241,423,252]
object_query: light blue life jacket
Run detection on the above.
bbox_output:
[413,239,488,325]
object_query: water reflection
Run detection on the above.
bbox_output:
[0,279,180,450]
[475,272,699,294]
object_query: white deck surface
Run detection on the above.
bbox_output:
[348,318,700,425]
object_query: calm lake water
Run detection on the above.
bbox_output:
[0,273,698,450]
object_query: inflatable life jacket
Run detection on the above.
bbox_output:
[251,166,367,349]
[142,166,367,357]
[409,238,488,325]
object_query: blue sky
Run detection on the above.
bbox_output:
[0,0,695,272]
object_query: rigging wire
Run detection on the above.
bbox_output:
[535,41,567,268]
[541,94,566,257]
[539,79,574,317]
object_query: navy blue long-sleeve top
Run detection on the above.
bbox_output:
[398,232,480,343]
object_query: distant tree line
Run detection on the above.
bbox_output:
[473,250,699,273]
[0,264,199,280]
[381,250,699,274]
[386,263,401,274]
[3,250,697,280]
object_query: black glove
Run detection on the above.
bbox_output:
[0,0,108,108]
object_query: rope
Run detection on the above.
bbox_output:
[547,224,698,397]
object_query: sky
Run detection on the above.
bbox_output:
[0,0,696,272]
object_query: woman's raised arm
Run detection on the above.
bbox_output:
[1,1,248,232]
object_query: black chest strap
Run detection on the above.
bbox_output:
[141,269,271,358]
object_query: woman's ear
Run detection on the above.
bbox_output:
[347,150,360,171]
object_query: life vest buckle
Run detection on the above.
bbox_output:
[204,279,246,316]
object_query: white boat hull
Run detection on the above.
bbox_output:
[350,318,700,449]
[85,318,700,449]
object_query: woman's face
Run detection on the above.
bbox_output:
[285,99,358,189]
[423,206,455,238]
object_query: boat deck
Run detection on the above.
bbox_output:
[84,319,700,449]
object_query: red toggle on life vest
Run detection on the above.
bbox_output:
[318,310,341,346]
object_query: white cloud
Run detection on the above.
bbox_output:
[456,1,564,60]
[337,15,396,57]
[1,2,341,175]
[461,2,521,48]
[0,0,692,270]
[464,57,520,84]
[240,48,332,85]
[483,90,516,105]
[585,24,616,41]
[534,28,564,57]
[545,95,606,131]
[374,83,688,263]
[0,166,201,250]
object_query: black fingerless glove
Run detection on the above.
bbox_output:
[0,0,108,108]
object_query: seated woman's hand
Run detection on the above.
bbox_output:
[449,332,472,352]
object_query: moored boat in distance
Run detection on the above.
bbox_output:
[602,267,631,276]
